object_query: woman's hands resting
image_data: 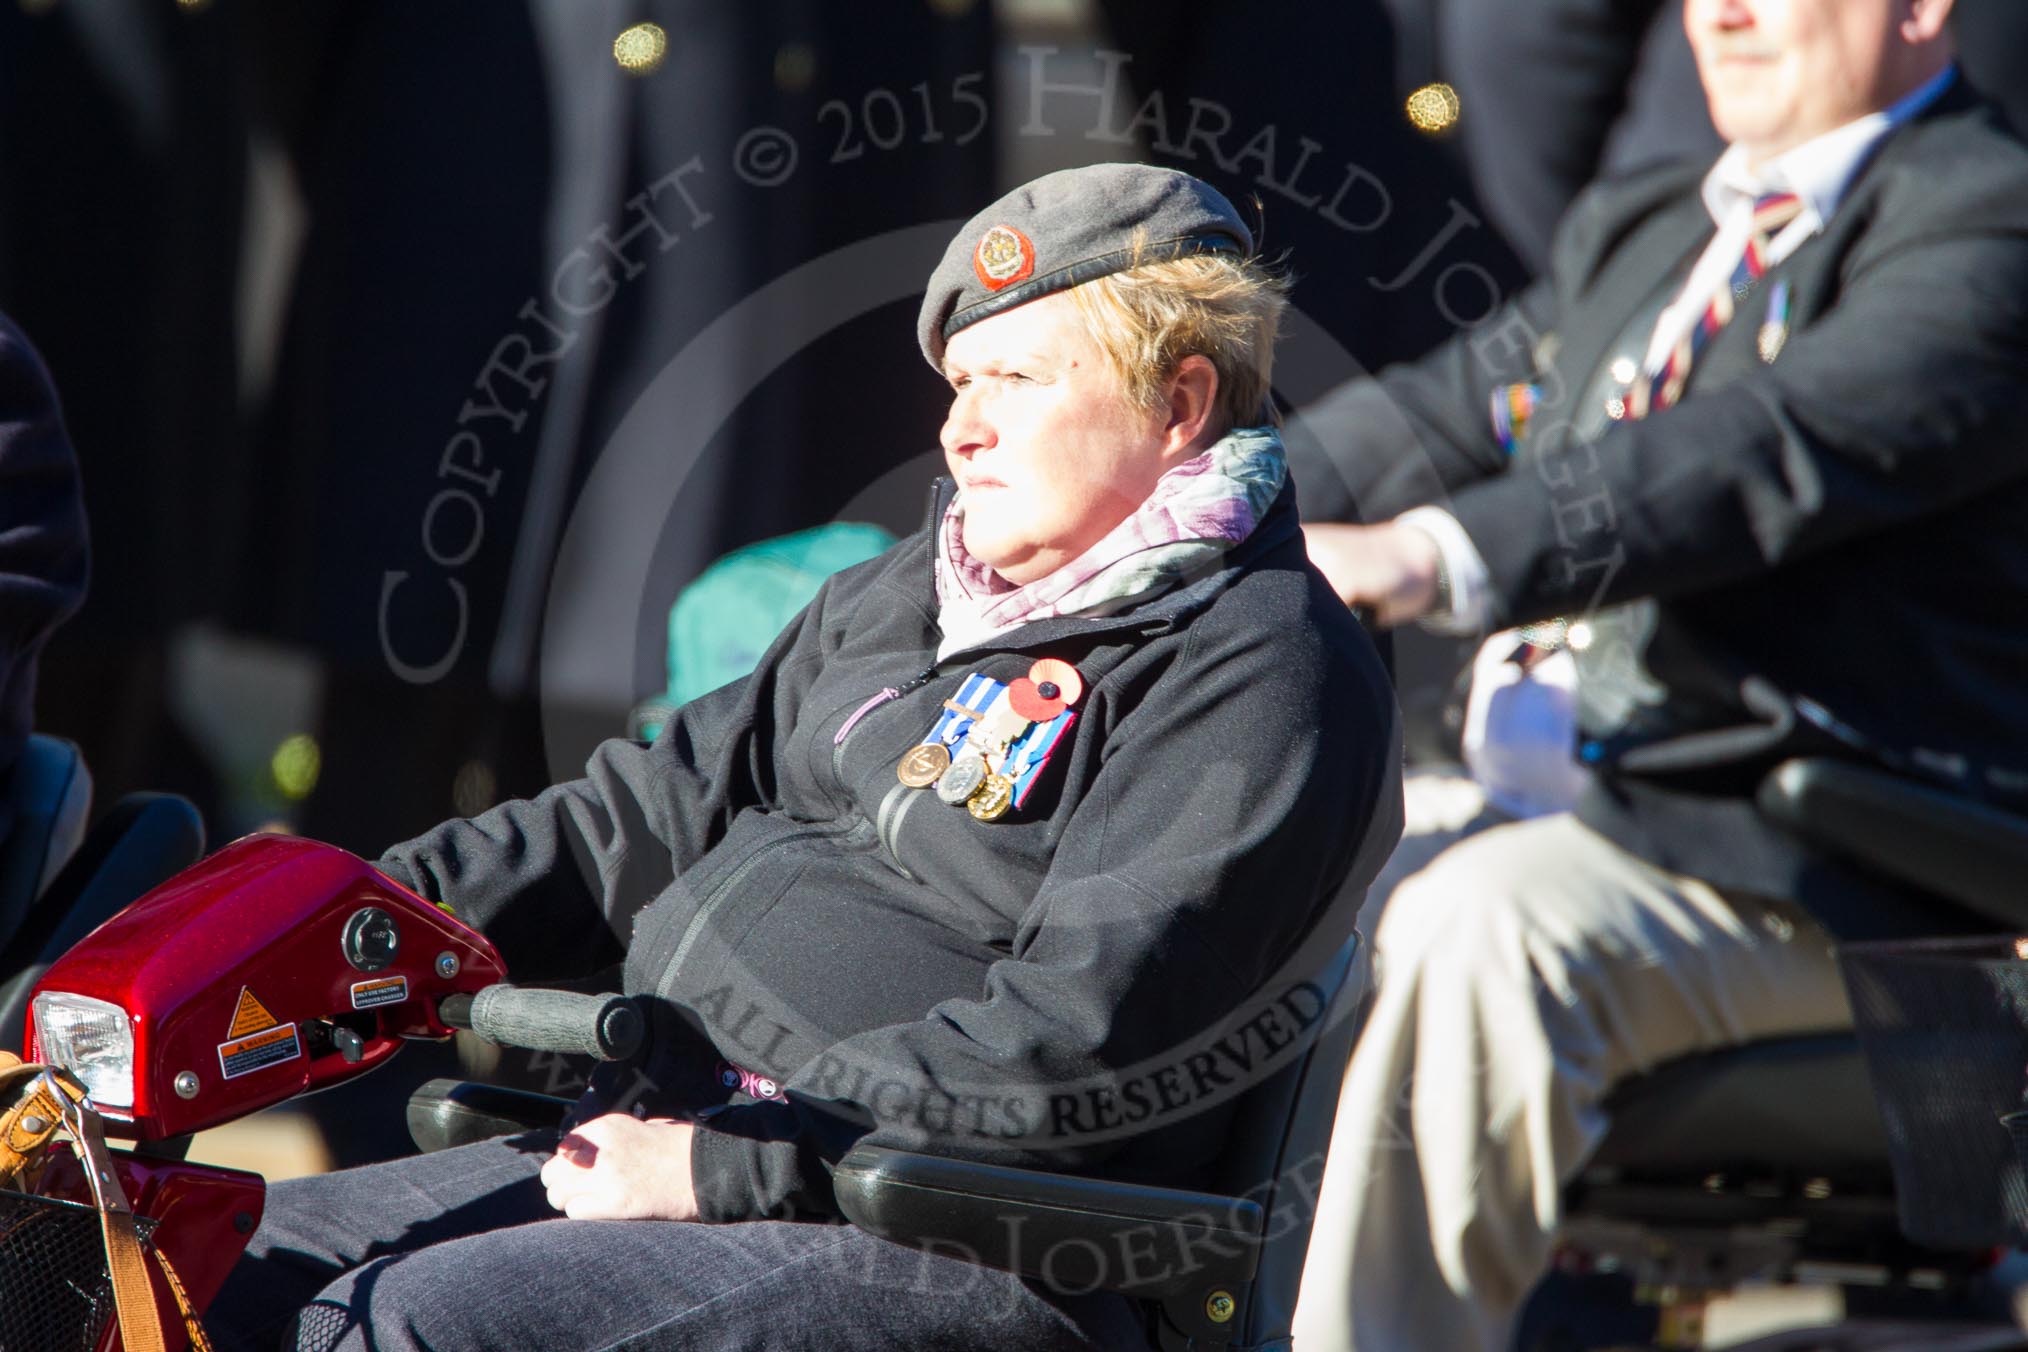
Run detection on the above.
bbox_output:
[540,1113,699,1222]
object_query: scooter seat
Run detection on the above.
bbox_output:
[1588,1033,1890,1175]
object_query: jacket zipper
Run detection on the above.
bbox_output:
[874,780,922,881]
[832,661,938,770]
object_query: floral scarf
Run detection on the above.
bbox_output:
[934,425,1287,658]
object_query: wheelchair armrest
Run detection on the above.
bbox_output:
[1757,758,2028,930]
[407,1078,571,1153]
[831,1144,1263,1301]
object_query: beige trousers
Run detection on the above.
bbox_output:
[1293,774,1853,1351]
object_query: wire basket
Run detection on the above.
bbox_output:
[0,1189,160,1352]
[1840,935,2028,1249]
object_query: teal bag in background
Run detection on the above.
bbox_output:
[629,521,897,741]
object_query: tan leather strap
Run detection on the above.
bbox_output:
[0,1055,74,1191]
[153,1247,215,1352]
[0,1060,205,1350]
[0,1077,65,1184]
[100,1210,166,1352]
[58,1078,168,1352]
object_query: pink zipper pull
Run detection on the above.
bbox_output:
[835,687,900,745]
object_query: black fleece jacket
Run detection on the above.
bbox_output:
[380,480,1400,1222]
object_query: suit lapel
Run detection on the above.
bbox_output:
[1669,78,1981,398]
[1521,80,1982,443]
[1535,180,1711,435]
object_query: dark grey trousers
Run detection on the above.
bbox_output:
[204,1131,1150,1352]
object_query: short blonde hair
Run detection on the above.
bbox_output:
[1064,235,1290,432]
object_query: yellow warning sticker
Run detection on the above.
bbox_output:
[226,986,280,1039]
[350,976,409,1010]
[217,1023,301,1080]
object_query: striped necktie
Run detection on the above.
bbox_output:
[1628,190,1803,418]
[1480,188,1807,662]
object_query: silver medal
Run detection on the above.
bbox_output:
[937,752,990,804]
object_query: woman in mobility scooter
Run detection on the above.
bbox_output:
[197,165,1402,1351]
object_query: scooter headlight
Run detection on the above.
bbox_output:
[31,992,134,1109]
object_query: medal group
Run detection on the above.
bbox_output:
[897,658,1083,822]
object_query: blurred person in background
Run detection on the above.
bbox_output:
[0,312,88,847]
[1436,0,2028,278]
[1286,0,2028,1346]
[0,0,243,818]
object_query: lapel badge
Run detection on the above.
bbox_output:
[1758,279,1792,364]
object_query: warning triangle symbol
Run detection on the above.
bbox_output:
[227,987,280,1039]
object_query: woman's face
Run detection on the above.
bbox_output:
[939,292,1173,586]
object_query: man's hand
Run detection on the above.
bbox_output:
[1303,521,1444,627]
[540,1113,699,1221]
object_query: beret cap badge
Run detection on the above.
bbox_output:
[973,224,1036,291]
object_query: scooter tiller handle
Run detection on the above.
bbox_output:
[439,986,643,1062]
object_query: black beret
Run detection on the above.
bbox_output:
[917,163,1252,369]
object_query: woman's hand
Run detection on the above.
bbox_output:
[1302,521,1442,627]
[540,1113,699,1221]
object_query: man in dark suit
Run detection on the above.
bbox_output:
[1436,0,2026,277]
[0,312,88,846]
[1286,1,2028,1346]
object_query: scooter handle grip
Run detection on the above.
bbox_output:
[438,985,644,1062]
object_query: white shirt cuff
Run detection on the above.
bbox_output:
[1396,506,1494,635]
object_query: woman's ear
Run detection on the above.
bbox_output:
[1163,355,1221,458]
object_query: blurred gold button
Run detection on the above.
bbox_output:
[613,22,669,75]
[1406,83,1461,135]
[774,42,816,92]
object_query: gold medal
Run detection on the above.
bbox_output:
[897,742,951,788]
[967,773,1014,821]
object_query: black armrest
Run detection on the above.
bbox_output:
[832,1144,1262,1301]
[1757,758,2028,930]
[407,1077,571,1153]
